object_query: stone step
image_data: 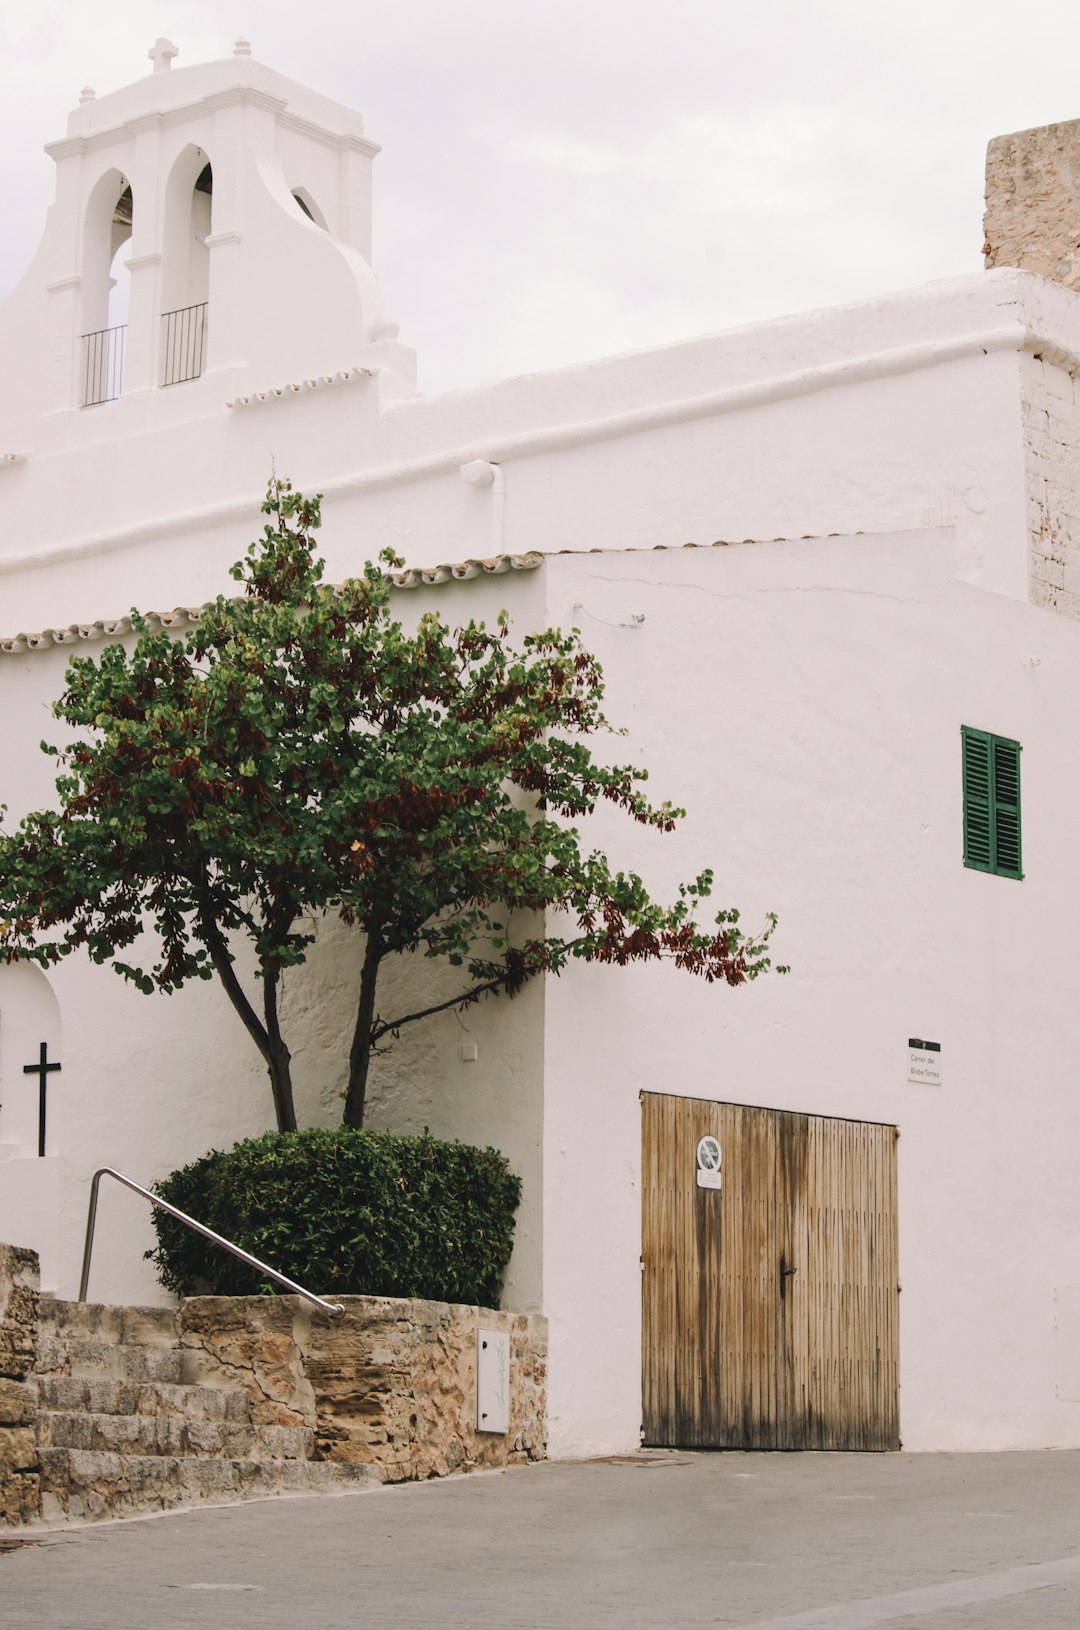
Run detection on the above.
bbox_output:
[36,1335,185,1383]
[36,1375,251,1422]
[39,1411,313,1460]
[38,1301,179,1347]
[37,1447,377,1523]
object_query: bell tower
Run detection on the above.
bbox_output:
[0,38,414,447]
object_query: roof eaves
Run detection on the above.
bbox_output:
[0,551,546,656]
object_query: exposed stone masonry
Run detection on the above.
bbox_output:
[983,118,1080,619]
[984,118,1080,290]
[1023,353,1080,617]
[0,1243,41,1525]
[0,1243,546,1526]
[182,1294,547,1482]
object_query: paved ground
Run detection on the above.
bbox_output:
[2,1451,1079,1629]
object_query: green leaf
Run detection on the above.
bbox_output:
[0,475,783,1139]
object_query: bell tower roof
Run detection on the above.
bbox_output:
[51,39,376,158]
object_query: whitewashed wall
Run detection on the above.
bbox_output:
[7,265,1072,631]
[535,533,1080,1456]
[6,50,1080,1457]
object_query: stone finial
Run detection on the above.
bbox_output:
[984,117,1080,293]
[233,37,253,58]
[78,86,96,104]
[148,37,180,73]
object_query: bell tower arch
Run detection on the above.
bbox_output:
[78,167,133,404]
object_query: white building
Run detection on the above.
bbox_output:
[2,40,1080,1459]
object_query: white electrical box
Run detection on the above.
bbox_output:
[476,1328,510,1434]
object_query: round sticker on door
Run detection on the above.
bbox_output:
[696,1135,722,1190]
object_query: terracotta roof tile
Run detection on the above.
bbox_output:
[0,553,546,657]
[0,536,807,656]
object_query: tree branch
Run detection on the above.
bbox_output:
[196,900,271,1064]
[370,974,516,1044]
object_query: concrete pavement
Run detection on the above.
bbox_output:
[2,1450,1079,1628]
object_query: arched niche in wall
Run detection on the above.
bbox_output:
[291,188,328,230]
[80,167,132,405]
[161,145,213,385]
[0,961,62,1159]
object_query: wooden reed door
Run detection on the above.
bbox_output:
[641,1093,899,1451]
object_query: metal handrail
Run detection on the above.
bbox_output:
[78,1166,345,1319]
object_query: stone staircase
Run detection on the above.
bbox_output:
[33,1299,374,1522]
[1,1242,546,1529]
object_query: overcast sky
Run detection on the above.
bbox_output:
[3,1,1080,395]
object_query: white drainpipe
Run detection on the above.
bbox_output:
[459,458,505,555]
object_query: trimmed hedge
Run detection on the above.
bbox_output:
[146,1128,522,1308]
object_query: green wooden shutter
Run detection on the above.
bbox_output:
[991,736,1022,879]
[962,726,1022,880]
[962,727,993,872]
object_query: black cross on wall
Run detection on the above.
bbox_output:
[23,1043,60,1157]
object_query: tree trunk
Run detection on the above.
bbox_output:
[343,926,384,1129]
[263,1046,297,1133]
[198,899,297,1133]
[263,965,297,1133]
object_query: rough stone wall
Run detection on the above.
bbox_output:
[0,1243,41,1524]
[978,111,1080,617]
[1022,353,1080,616]
[984,119,1080,289]
[181,1294,547,1481]
[180,1297,317,1428]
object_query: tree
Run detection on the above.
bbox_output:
[0,481,783,1132]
